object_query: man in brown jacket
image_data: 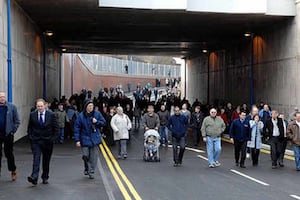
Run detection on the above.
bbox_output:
[287,112,300,171]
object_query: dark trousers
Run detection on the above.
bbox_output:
[251,148,260,165]
[270,137,283,166]
[0,135,16,172]
[234,141,247,165]
[31,140,53,180]
[172,137,185,164]
[279,138,288,164]
[192,128,201,146]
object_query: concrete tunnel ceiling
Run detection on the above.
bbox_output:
[16,0,294,57]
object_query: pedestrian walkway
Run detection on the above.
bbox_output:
[0,139,109,200]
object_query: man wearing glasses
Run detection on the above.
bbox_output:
[201,108,226,168]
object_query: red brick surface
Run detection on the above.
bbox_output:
[63,54,165,96]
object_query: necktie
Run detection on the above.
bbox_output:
[39,113,44,127]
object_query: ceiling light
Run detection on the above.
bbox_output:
[44,30,54,37]
[62,48,67,52]
[202,49,208,53]
[244,33,252,37]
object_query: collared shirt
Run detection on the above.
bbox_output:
[296,121,300,128]
[38,110,46,123]
[272,118,280,137]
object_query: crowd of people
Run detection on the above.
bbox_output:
[1,85,300,186]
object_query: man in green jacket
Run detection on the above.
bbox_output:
[201,108,226,168]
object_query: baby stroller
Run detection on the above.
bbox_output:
[143,129,160,162]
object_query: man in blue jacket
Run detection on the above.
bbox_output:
[230,110,250,168]
[0,92,20,180]
[167,106,188,167]
[74,99,106,179]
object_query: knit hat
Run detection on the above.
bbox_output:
[83,99,93,110]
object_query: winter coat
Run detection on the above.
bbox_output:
[248,120,264,149]
[167,114,188,139]
[287,121,300,146]
[229,119,250,142]
[111,114,132,140]
[74,110,106,147]
[1,102,20,136]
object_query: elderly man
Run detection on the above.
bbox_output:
[0,92,20,180]
[287,112,300,171]
[201,108,226,168]
[264,110,285,169]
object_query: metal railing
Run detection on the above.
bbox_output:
[78,54,181,77]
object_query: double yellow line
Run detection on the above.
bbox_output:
[100,140,142,200]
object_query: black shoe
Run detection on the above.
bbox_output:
[173,162,179,167]
[235,163,239,167]
[240,165,246,168]
[27,176,38,185]
[84,170,89,175]
[42,179,49,184]
[279,163,284,167]
[272,165,277,169]
[89,174,94,179]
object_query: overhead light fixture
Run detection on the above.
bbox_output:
[44,30,54,37]
[202,49,208,53]
[244,32,252,37]
[62,48,67,52]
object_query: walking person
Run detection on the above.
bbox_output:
[55,103,69,144]
[133,103,141,130]
[0,92,20,180]
[248,114,264,166]
[264,110,285,169]
[190,106,204,147]
[110,107,132,159]
[167,106,188,167]
[278,113,288,167]
[230,111,250,168]
[287,112,300,171]
[27,98,59,185]
[74,99,106,179]
[142,104,160,131]
[157,104,170,146]
[201,108,226,168]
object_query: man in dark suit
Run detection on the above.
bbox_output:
[27,98,59,185]
[264,110,285,169]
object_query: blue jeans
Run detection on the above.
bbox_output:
[172,137,185,163]
[206,136,221,165]
[59,128,65,143]
[293,145,300,170]
[159,126,168,145]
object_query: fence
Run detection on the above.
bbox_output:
[79,54,181,77]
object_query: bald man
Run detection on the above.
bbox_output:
[0,92,20,181]
[201,108,226,168]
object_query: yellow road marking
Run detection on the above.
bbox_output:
[100,144,132,200]
[221,137,295,161]
[102,140,142,200]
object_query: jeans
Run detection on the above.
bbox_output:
[59,128,65,143]
[293,145,300,170]
[134,117,140,129]
[172,137,185,163]
[234,141,247,166]
[116,139,127,156]
[0,134,16,172]
[82,146,99,174]
[206,136,221,165]
[31,140,53,180]
[159,126,169,145]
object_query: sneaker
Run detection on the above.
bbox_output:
[117,155,122,159]
[123,155,127,160]
[209,164,215,168]
[11,171,17,181]
[173,163,179,167]
[214,161,221,167]
[89,174,94,179]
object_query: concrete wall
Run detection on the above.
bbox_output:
[186,5,300,115]
[62,54,164,98]
[0,0,60,140]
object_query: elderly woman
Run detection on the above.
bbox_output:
[110,107,132,159]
